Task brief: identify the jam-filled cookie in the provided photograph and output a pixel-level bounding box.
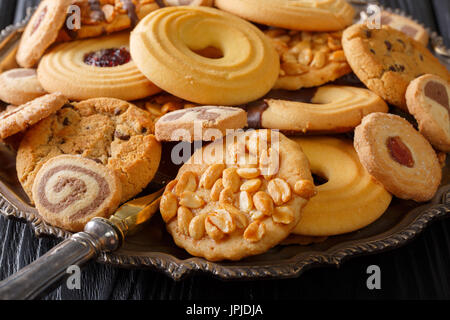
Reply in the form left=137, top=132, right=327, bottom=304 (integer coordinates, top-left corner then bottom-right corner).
left=155, top=106, right=247, bottom=142
left=265, top=28, right=352, bottom=90
left=240, top=85, right=388, bottom=134
left=160, top=129, right=315, bottom=261
left=17, top=98, right=161, bottom=204
left=215, top=0, right=355, bottom=32
left=37, top=32, right=161, bottom=101
left=406, top=74, right=450, bottom=152
left=32, top=155, right=122, bottom=232
left=292, top=137, right=392, bottom=236
left=16, top=0, right=72, bottom=68
left=342, top=24, right=450, bottom=109
left=130, top=6, right=280, bottom=105
left=0, top=93, right=68, bottom=140
left=0, top=69, right=47, bottom=106
left=354, top=113, right=442, bottom=202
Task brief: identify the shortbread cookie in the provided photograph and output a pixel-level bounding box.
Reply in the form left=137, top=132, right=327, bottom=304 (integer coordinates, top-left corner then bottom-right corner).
left=32, top=155, right=122, bottom=232
left=57, top=0, right=160, bottom=41
left=161, top=129, right=315, bottom=261
left=265, top=28, right=352, bottom=90
left=0, top=69, right=46, bottom=106
left=37, top=32, right=160, bottom=101
left=130, top=6, right=280, bottom=105
left=292, top=137, right=392, bottom=236
left=240, top=85, right=388, bottom=134
left=354, top=113, right=442, bottom=202
left=0, top=93, right=68, bottom=140
left=406, top=74, right=450, bottom=152
left=215, top=0, right=354, bottom=31
left=16, top=0, right=72, bottom=68
left=380, top=11, right=429, bottom=46
left=342, top=24, right=450, bottom=109
left=17, top=97, right=161, bottom=204
left=155, top=106, right=247, bottom=142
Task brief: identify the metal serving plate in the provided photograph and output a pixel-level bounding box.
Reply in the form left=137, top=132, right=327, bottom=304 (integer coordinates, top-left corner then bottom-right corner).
left=0, top=4, right=449, bottom=280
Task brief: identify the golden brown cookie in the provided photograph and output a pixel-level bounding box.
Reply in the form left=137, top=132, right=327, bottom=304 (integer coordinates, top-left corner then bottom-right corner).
left=16, top=0, right=72, bottom=68
left=241, top=85, right=388, bottom=134
left=155, top=106, right=248, bottom=142
left=342, top=24, right=450, bottom=110
left=17, top=97, right=161, bottom=204
left=292, top=137, right=392, bottom=236
left=406, top=74, right=450, bottom=152
left=0, top=69, right=47, bottom=106
left=37, top=32, right=160, bottom=101
left=380, top=11, right=429, bottom=46
left=160, top=130, right=315, bottom=261
left=32, top=155, right=122, bottom=232
left=215, top=0, right=355, bottom=31
left=354, top=112, right=442, bottom=202
left=0, top=93, right=68, bottom=140
left=265, top=28, right=352, bottom=90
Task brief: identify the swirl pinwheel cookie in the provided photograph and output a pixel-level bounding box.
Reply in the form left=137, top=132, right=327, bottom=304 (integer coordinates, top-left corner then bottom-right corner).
left=130, top=6, right=280, bottom=105
left=17, top=98, right=161, bottom=204
left=354, top=113, right=442, bottom=202
left=0, top=69, right=47, bottom=106
left=32, top=155, right=122, bottom=232
left=241, top=85, right=388, bottom=134
left=16, top=0, right=72, bottom=68
left=265, top=29, right=352, bottom=90
left=342, top=24, right=450, bottom=109
left=215, top=0, right=355, bottom=32
left=160, top=129, right=316, bottom=261
left=292, top=137, right=392, bottom=236
left=380, top=11, right=429, bottom=46
left=37, top=32, right=161, bottom=101
left=406, top=74, right=450, bottom=152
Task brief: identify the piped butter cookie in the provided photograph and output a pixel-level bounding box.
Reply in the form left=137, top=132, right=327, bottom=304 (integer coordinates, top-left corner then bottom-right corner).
left=342, top=24, right=450, bottom=109
left=17, top=97, right=161, bottom=204
left=37, top=32, right=161, bottom=101
left=265, top=28, right=352, bottom=90
left=292, top=137, right=392, bottom=236
left=32, top=155, right=122, bottom=232
left=16, top=0, right=72, bottom=68
left=215, top=0, right=355, bottom=32
left=161, top=130, right=315, bottom=261
left=406, top=74, right=450, bottom=152
left=354, top=113, right=442, bottom=202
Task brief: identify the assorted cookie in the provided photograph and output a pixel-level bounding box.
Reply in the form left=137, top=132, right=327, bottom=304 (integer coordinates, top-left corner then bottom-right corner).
left=0, top=2, right=448, bottom=261
left=0, top=68, right=47, bottom=106
left=354, top=113, right=442, bottom=202
left=161, top=130, right=315, bottom=261
left=32, top=155, right=122, bottom=232
left=37, top=32, right=161, bottom=101
left=342, top=24, right=450, bottom=109
left=406, top=74, right=450, bottom=152
left=155, top=106, right=247, bottom=142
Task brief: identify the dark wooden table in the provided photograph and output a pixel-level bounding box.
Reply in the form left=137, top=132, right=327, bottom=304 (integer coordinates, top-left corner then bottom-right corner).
left=1, top=0, right=450, bottom=300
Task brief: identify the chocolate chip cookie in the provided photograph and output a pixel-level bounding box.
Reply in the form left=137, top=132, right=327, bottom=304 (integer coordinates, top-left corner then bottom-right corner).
left=17, top=97, right=161, bottom=204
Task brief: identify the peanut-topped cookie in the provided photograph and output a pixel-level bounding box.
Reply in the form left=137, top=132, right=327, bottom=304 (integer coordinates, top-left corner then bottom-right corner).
left=265, top=29, right=352, bottom=90
left=342, top=24, right=450, bottom=109
left=160, top=129, right=315, bottom=261
left=17, top=98, right=161, bottom=204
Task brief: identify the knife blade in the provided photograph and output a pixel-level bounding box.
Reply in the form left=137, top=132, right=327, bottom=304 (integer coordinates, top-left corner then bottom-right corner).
left=0, top=188, right=164, bottom=300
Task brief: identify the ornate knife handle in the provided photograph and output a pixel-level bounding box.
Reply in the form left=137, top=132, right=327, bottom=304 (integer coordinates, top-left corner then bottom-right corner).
left=0, top=218, right=122, bottom=300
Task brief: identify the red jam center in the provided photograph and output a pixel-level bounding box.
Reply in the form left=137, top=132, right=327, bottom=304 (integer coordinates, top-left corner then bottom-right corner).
left=386, top=136, right=415, bottom=168
left=83, top=47, right=131, bottom=67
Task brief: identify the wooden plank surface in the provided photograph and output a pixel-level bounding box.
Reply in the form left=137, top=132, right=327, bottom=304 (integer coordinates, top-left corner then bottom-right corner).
left=0, top=0, right=449, bottom=300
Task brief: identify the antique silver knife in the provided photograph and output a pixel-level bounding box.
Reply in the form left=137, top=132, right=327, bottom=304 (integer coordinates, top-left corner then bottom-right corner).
left=0, top=188, right=164, bottom=300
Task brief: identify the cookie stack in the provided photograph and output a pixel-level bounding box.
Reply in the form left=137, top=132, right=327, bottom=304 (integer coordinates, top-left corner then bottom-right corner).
left=0, top=0, right=449, bottom=262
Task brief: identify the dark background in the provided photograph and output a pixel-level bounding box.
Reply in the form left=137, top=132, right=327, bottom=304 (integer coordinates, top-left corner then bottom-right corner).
left=0, top=0, right=449, bottom=300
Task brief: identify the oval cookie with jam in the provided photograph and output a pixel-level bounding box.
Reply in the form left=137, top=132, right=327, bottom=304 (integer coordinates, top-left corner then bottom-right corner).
left=354, top=113, right=442, bottom=202
left=161, top=129, right=315, bottom=261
